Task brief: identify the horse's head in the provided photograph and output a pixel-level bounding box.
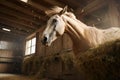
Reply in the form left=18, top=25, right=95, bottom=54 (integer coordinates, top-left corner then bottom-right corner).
left=41, top=6, right=67, bottom=46
left=41, top=6, right=76, bottom=46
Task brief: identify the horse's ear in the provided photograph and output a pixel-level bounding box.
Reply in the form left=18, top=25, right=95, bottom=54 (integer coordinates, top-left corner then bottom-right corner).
left=59, top=6, right=68, bottom=15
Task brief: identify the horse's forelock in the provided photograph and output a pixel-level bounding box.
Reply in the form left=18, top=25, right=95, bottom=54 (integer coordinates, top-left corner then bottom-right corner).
left=45, top=6, right=76, bottom=20
left=45, top=6, right=63, bottom=16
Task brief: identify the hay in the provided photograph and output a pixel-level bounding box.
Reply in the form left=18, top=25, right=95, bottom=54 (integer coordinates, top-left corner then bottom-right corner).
left=76, top=39, right=120, bottom=80
left=22, top=40, right=120, bottom=80
left=0, top=74, right=32, bottom=80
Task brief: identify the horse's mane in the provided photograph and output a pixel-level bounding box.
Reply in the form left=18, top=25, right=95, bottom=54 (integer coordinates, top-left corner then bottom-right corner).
left=45, top=6, right=76, bottom=19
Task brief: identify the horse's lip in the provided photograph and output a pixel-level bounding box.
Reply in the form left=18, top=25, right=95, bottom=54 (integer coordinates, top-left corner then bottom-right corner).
left=41, top=41, right=51, bottom=46
left=41, top=39, right=51, bottom=46
left=46, top=42, right=51, bottom=46
left=41, top=40, right=47, bottom=45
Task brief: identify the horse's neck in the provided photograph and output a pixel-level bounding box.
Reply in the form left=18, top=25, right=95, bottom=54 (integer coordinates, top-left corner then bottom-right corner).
left=62, top=15, right=87, bottom=38
left=63, top=15, right=91, bottom=55
left=62, top=15, right=104, bottom=55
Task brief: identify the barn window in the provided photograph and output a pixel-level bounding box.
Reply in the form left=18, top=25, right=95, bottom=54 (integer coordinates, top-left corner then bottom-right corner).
left=25, top=37, right=36, bottom=55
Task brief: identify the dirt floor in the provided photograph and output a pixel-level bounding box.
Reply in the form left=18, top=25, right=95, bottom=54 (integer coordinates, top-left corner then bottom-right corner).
left=0, top=73, right=33, bottom=80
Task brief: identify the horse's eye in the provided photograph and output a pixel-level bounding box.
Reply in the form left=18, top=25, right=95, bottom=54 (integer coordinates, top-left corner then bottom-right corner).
left=52, top=19, right=57, bottom=23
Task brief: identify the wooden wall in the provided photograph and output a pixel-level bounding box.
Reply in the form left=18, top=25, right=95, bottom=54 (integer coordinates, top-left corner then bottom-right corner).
left=0, top=32, right=24, bottom=73
left=82, top=0, right=120, bottom=29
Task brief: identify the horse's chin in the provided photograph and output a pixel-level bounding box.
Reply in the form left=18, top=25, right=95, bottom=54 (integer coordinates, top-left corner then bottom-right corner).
left=45, top=37, right=57, bottom=46
left=45, top=41, right=52, bottom=47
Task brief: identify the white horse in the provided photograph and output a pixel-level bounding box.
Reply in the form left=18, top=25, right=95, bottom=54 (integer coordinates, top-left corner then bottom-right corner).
left=41, top=6, right=120, bottom=56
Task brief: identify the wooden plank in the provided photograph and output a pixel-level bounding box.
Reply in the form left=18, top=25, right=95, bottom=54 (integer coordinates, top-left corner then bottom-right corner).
left=75, top=0, right=108, bottom=19
left=0, top=19, right=34, bottom=33
left=0, top=23, right=29, bottom=36
left=0, top=31, right=25, bottom=40
left=0, top=12, right=37, bottom=29
left=0, top=4, right=42, bottom=24
left=45, top=44, right=54, bottom=56
left=7, top=0, right=45, bottom=15
left=0, top=11, right=40, bottom=29
left=0, top=0, right=38, bottom=19
left=0, top=0, right=47, bottom=25
left=34, top=27, right=46, bottom=56
left=0, top=63, right=13, bottom=73
left=0, top=29, right=28, bottom=37
left=0, top=5, right=42, bottom=26
left=7, top=0, right=47, bottom=21
left=107, top=0, right=119, bottom=27
left=63, top=34, right=72, bottom=50
left=45, top=0, right=65, bottom=7
left=35, top=32, right=39, bottom=55
left=33, top=0, right=53, bottom=7
left=52, top=37, right=63, bottom=54
left=57, top=0, right=79, bottom=9
left=28, top=0, right=48, bottom=11
left=0, top=33, right=24, bottom=73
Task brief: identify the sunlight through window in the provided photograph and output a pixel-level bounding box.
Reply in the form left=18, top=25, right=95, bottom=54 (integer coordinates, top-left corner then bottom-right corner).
left=25, top=37, right=36, bottom=55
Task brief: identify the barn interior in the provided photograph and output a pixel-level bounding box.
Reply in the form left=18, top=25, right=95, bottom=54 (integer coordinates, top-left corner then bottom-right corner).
left=0, top=0, right=120, bottom=80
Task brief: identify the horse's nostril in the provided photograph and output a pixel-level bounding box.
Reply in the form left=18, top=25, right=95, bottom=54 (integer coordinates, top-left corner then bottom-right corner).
left=41, top=36, right=48, bottom=45
left=43, top=36, right=47, bottom=42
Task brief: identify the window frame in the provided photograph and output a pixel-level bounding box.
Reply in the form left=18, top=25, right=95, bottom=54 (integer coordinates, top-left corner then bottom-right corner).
left=25, top=37, right=36, bottom=56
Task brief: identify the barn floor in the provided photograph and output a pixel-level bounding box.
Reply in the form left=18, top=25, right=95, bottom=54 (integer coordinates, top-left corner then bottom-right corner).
left=0, top=73, right=32, bottom=80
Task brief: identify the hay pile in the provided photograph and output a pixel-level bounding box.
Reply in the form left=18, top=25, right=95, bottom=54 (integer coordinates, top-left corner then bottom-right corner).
left=76, top=39, right=120, bottom=80
left=22, top=40, right=120, bottom=80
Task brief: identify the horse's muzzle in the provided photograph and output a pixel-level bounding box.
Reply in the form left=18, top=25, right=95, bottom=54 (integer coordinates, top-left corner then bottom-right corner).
left=41, top=36, right=48, bottom=45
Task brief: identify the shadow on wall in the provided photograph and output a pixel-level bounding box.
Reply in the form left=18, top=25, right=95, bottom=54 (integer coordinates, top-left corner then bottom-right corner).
left=22, top=39, right=120, bottom=80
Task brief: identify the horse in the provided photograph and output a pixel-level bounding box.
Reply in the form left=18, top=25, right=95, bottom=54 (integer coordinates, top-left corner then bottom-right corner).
left=41, top=6, right=120, bottom=56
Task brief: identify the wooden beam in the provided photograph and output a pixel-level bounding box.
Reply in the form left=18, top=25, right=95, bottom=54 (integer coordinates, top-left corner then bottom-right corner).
left=0, top=5, right=42, bottom=26
left=0, top=29, right=28, bottom=39
left=8, top=0, right=45, bottom=15
left=7, top=0, right=47, bottom=20
left=0, top=4, right=43, bottom=24
left=0, top=0, right=47, bottom=24
left=0, top=29, right=27, bottom=37
left=57, top=0, right=80, bottom=9
left=0, top=0, right=42, bottom=19
left=44, top=0, right=65, bottom=7
left=0, top=18, right=34, bottom=33
left=0, top=0, right=34, bottom=17
left=75, top=0, right=108, bottom=19
left=28, top=0, right=48, bottom=11
left=0, top=0, right=47, bottom=22
left=33, top=0, right=53, bottom=7
left=0, top=12, right=38, bottom=29
left=0, top=23, right=31, bottom=35
left=0, top=11, right=40, bottom=29
left=0, top=27, right=28, bottom=36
